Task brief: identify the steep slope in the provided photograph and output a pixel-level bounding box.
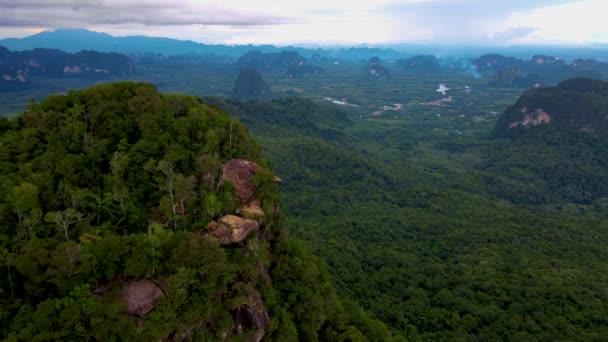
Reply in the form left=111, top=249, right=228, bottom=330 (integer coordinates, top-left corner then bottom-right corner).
left=474, top=54, right=608, bottom=86
left=366, top=57, right=390, bottom=77
left=0, top=82, right=391, bottom=341
left=485, top=78, right=608, bottom=203
left=208, top=96, right=608, bottom=340
left=233, top=69, right=272, bottom=97
left=0, top=46, right=133, bottom=90
left=496, top=78, right=608, bottom=139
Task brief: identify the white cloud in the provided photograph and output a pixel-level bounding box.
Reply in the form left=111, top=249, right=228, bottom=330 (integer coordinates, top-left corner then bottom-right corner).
left=506, top=0, right=608, bottom=44
left=0, top=0, right=605, bottom=45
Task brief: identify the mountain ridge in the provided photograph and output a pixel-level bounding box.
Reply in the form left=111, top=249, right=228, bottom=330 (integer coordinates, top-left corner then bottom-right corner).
left=0, top=81, right=394, bottom=341
left=0, top=29, right=403, bottom=60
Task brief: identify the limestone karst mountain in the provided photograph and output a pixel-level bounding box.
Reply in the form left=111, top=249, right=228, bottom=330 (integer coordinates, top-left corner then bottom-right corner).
left=233, top=69, right=271, bottom=97
left=0, top=82, right=391, bottom=341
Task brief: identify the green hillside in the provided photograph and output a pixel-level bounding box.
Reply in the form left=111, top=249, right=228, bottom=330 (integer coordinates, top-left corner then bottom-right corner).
left=209, top=92, right=608, bottom=340
left=488, top=78, right=608, bottom=203
left=0, top=82, right=392, bottom=341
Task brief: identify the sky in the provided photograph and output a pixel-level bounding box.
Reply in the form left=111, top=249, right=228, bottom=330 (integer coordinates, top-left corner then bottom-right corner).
left=0, top=0, right=605, bottom=46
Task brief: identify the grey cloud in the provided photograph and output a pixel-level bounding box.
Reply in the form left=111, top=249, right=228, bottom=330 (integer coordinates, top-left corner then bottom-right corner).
left=380, top=0, right=573, bottom=43
left=492, top=27, right=537, bottom=41
left=0, top=1, right=297, bottom=27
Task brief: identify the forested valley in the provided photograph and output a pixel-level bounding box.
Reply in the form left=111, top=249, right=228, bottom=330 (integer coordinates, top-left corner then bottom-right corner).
left=0, top=28, right=608, bottom=341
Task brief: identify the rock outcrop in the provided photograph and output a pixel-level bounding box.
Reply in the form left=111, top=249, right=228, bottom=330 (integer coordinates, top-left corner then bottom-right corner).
left=208, top=159, right=270, bottom=244
left=495, top=78, right=608, bottom=139
left=206, top=158, right=277, bottom=339
left=221, top=159, right=260, bottom=203
left=508, top=108, right=552, bottom=128
left=232, top=291, right=270, bottom=342
left=208, top=215, right=260, bottom=245
left=122, top=279, right=165, bottom=317
left=239, top=201, right=265, bottom=223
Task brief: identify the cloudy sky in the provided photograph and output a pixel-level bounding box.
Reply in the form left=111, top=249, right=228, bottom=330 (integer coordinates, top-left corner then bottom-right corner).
left=0, top=0, right=605, bottom=45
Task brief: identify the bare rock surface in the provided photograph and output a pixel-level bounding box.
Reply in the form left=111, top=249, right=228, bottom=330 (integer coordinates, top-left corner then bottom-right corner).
left=239, top=201, right=265, bottom=222
left=233, top=290, right=270, bottom=342
left=221, top=159, right=260, bottom=203
left=209, top=215, right=259, bottom=244
left=122, top=279, right=165, bottom=317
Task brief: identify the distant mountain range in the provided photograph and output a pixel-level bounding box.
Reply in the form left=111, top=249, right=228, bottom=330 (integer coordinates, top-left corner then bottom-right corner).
left=473, top=54, right=608, bottom=87
left=0, top=29, right=404, bottom=60
left=0, top=45, right=133, bottom=90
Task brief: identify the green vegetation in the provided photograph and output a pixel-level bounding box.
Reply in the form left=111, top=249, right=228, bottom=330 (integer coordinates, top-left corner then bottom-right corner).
left=209, top=93, right=608, bottom=340
left=233, top=69, right=272, bottom=97
left=488, top=78, right=608, bottom=203
left=1, top=52, right=608, bottom=341
left=0, top=82, right=391, bottom=341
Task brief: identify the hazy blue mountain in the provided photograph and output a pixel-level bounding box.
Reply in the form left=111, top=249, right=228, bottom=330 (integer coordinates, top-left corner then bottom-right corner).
left=366, top=56, right=390, bottom=76
left=0, top=29, right=404, bottom=60
left=0, top=45, right=133, bottom=90
left=385, top=43, right=608, bottom=60
left=233, top=69, right=271, bottom=97
left=236, top=50, right=307, bottom=69
left=398, top=55, right=441, bottom=72
left=496, top=78, right=608, bottom=139
left=0, top=29, right=254, bottom=57
left=486, top=78, right=608, bottom=204
left=474, top=53, right=608, bottom=86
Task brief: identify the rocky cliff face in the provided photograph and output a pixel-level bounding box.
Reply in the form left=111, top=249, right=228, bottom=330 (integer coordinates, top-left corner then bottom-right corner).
left=0, top=82, right=392, bottom=341
left=496, top=78, right=608, bottom=139
left=120, top=157, right=274, bottom=340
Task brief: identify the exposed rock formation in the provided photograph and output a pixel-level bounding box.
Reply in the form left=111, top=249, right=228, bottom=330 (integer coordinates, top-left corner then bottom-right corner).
left=508, top=108, right=552, bottom=128
left=208, top=215, right=260, bottom=245
left=221, top=159, right=260, bottom=203
left=207, top=220, right=231, bottom=245
left=239, top=201, right=265, bottom=223
left=495, top=78, right=608, bottom=139
left=122, top=279, right=165, bottom=317
left=232, top=291, right=270, bottom=342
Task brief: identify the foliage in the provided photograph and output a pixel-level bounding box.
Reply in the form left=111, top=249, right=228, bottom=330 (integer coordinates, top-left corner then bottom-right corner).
left=211, top=94, right=608, bottom=340
left=0, top=82, right=391, bottom=341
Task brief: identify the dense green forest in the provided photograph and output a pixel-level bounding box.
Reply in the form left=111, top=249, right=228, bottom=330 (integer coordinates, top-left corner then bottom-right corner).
left=1, top=45, right=608, bottom=340
left=0, top=82, right=393, bottom=341
left=208, top=91, right=608, bottom=340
